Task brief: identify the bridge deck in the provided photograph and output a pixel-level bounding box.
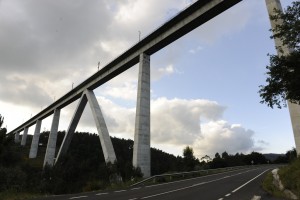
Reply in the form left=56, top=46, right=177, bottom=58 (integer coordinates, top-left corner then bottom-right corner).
left=8, top=0, right=242, bottom=134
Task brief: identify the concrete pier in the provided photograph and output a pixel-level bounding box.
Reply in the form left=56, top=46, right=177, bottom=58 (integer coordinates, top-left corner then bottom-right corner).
left=85, top=90, right=117, bottom=163
left=266, top=0, right=300, bottom=155
left=55, top=94, right=87, bottom=164
left=133, top=53, right=151, bottom=177
left=29, top=120, right=42, bottom=158
left=21, top=127, right=28, bottom=146
left=14, top=132, right=20, bottom=143
left=44, top=109, right=60, bottom=167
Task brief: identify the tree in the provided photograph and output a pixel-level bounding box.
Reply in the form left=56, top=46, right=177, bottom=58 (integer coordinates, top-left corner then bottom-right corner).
left=259, top=1, right=300, bottom=108
left=0, top=114, right=3, bottom=128
left=183, top=146, right=198, bottom=171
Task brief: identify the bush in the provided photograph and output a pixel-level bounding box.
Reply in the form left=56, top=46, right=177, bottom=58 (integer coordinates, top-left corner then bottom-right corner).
left=0, top=167, right=27, bottom=192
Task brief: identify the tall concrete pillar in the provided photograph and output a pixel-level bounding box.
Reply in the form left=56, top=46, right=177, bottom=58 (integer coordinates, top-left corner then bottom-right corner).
left=21, top=127, right=28, bottom=146
left=266, top=0, right=300, bottom=155
left=44, top=109, right=60, bottom=167
left=29, top=120, right=42, bottom=158
left=14, top=132, right=20, bottom=143
left=55, top=94, right=87, bottom=165
left=85, top=90, right=117, bottom=163
left=133, top=53, right=151, bottom=177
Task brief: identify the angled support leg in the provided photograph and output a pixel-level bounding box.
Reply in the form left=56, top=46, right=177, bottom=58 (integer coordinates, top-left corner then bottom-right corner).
left=21, top=127, right=29, bottom=146
left=288, top=102, right=300, bottom=156
left=55, top=94, right=88, bottom=165
left=266, top=0, right=300, bottom=156
left=44, top=109, right=60, bottom=167
left=29, top=120, right=42, bottom=158
left=85, top=90, right=117, bottom=163
left=133, top=53, right=151, bottom=177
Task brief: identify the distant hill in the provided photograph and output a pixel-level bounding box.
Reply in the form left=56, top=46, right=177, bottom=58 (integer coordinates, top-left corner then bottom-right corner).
left=263, top=153, right=285, bottom=161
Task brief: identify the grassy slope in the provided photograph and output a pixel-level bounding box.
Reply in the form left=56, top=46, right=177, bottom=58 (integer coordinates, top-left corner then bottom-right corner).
left=279, top=158, right=300, bottom=198
left=263, top=158, right=300, bottom=199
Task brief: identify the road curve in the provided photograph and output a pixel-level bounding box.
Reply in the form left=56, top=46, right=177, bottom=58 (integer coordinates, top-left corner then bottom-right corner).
left=36, top=166, right=283, bottom=200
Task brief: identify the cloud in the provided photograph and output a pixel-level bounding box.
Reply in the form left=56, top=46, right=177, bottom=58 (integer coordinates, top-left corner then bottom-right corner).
left=151, top=98, right=225, bottom=145
left=193, top=121, right=256, bottom=157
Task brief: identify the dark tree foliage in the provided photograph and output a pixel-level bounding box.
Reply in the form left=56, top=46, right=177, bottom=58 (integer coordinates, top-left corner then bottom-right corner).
left=0, top=115, right=3, bottom=128
left=209, top=151, right=268, bottom=169
left=259, top=1, right=300, bottom=108
left=182, top=146, right=199, bottom=171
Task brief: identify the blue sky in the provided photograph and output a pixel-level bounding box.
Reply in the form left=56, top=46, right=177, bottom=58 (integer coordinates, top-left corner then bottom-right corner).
left=0, top=0, right=296, bottom=158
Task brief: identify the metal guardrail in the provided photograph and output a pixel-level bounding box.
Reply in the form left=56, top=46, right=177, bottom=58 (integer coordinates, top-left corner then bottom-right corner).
left=131, top=165, right=259, bottom=187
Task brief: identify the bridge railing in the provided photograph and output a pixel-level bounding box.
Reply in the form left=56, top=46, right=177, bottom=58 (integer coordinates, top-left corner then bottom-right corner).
left=131, top=164, right=267, bottom=187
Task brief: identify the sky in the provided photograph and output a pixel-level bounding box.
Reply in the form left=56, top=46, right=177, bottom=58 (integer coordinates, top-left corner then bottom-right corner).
left=0, top=0, right=296, bottom=159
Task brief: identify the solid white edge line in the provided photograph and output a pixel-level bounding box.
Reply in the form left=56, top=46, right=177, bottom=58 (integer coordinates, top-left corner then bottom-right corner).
left=144, top=168, right=256, bottom=188
left=232, top=169, right=269, bottom=193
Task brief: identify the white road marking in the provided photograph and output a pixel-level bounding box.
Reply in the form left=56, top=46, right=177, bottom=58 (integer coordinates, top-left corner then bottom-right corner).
left=232, top=169, right=269, bottom=193
left=69, top=196, right=88, bottom=199
left=114, top=190, right=127, bottom=193
left=131, top=187, right=141, bottom=190
left=96, top=192, right=108, bottom=195
left=218, top=198, right=223, bottom=200
left=251, top=195, right=261, bottom=200
left=141, top=169, right=263, bottom=199
left=141, top=176, right=231, bottom=199
left=225, top=193, right=231, bottom=197
left=144, top=168, right=255, bottom=188
left=129, top=198, right=138, bottom=200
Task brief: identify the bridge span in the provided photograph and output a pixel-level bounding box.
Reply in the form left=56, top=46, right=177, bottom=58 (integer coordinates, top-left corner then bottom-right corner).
left=9, top=0, right=243, bottom=177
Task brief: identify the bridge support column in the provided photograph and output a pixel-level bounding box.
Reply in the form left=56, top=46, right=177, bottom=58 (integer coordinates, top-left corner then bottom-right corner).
left=44, top=109, right=60, bottom=167
left=133, top=53, right=151, bottom=177
left=15, top=132, right=20, bottom=143
left=85, top=90, right=117, bottom=163
left=266, top=0, right=300, bottom=156
left=55, top=94, right=87, bottom=164
left=29, top=120, right=42, bottom=158
left=21, top=127, right=28, bottom=146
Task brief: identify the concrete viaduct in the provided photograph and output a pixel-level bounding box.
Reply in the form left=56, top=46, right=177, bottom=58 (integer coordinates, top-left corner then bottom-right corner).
left=8, top=0, right=300, bottom=177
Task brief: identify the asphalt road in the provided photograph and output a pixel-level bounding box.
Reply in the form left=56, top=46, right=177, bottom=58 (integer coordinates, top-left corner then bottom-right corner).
left=37, top=166, right=284, bottom=200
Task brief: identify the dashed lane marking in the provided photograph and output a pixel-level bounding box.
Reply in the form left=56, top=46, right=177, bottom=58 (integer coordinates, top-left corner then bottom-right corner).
left=131, top=187, right=141, bottom=190
left=225, top=193, right=231, bottom=197
left=96, top=192, right=108, bottom=195
left=114, top=190, right=127, bottom=193
left=69, top=196, right=88, bottom=199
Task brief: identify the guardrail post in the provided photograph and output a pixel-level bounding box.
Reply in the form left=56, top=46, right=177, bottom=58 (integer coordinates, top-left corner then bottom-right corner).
left=44, top=109, right=60, bottom=167
left=133, top=53, right=151, bottom=178
left=29, top=120, right=42, bottom=158
left=21, top=127, right=29, bottom=146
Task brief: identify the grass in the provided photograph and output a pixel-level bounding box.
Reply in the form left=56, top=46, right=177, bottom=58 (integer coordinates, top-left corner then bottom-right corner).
left=262, top=158, right=300, bottom=199
left=279, top=158, right=300, bottom=198
left=0, top=191, right=42, bottom=200
left=262, top=171, right=286, bottom=198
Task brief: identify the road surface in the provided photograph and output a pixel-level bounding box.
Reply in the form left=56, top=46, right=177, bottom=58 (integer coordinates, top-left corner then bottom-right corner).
left=37, top=166, right=284, bottom=200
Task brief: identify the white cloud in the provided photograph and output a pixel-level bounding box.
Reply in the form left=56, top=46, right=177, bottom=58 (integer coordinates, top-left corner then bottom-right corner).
left=193, top=120, right=256, bottom=158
